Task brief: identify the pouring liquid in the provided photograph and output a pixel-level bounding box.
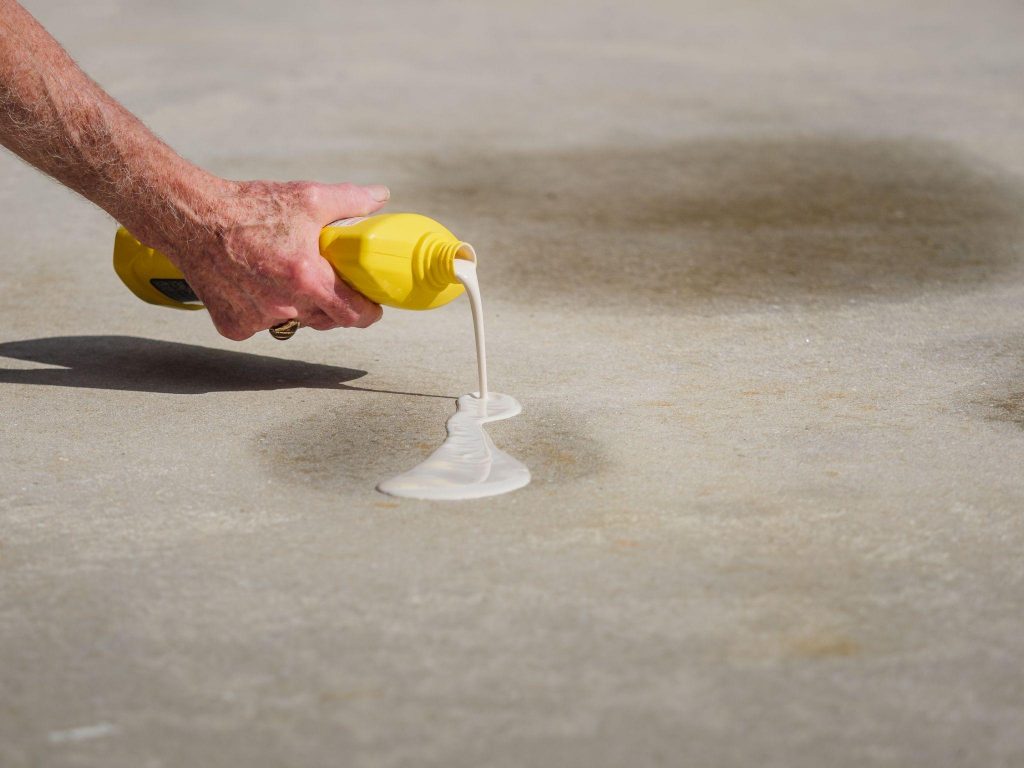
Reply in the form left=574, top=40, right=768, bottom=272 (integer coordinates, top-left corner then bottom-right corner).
left=454, top=259, right=489, bottom=400
left=376, top=258, right=530, bottom=500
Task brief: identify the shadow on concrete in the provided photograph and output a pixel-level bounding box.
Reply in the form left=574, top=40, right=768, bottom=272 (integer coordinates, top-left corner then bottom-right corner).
left=380, top=136, right=1024, bottom=310
left=0, top=335, right=381, bottom=395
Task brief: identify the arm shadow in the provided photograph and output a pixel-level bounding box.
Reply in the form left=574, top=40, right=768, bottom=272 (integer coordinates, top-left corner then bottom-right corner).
left=0, top=335, right=399, bottom=395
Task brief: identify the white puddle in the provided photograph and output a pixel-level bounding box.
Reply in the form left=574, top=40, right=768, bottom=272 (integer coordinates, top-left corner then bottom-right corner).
left=377, top=256, right=530, bottom=500
left=377, top=392, right=530, bottom=500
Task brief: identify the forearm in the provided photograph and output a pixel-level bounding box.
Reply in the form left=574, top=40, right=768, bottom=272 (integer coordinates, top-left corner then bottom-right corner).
left=0, top=0, right=228, bottom=253
left=0, top=0, right=389, bottom=340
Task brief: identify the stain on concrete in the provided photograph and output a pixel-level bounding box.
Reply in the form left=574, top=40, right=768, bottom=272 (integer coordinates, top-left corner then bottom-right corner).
left=232, top=136, right=1024, bottom=311
left=789, top=633, right=860, bottom=659
left=976, top=391, right=1024, bottom=429
left=410, top=137, right=1024, bottom=309
left=256, top=396, right=606, bottom=491
left=0, top=335, right=366, bottom=394
left=958, top=337, right=1024, bottom=429
left=255, top=395, right=451, bottom=491
left=723, top=628, right=865, bottom=664
left=496, top=402, right=607, bottom=485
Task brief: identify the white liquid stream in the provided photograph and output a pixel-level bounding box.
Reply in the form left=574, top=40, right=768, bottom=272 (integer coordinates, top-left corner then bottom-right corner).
left=377, top=259, right=531, bottom=500
left=456, top=258, right=489, bottom=401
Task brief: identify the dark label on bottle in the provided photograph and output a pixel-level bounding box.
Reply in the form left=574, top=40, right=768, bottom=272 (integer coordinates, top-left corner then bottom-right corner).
left=150, top=278, right=199, bottom=304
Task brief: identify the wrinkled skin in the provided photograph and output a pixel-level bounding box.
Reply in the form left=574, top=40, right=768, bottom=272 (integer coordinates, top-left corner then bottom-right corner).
left=169, top=180, right=390, bottom=341
left=0, top=0, right=390, bottom=341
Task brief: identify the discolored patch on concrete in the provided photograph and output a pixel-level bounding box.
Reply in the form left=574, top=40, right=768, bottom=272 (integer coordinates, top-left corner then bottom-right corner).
left=256, top=395, right=606, bottom=492
left=956, top=335, right=1024, bottom=430
left=255, top=394, right=453, bottom=491
left=288, top=136, right=1024, bottom=311
left=422, top=137, right=1024, bottom=307
left=494, top=401, right=608, bottom=485
left=724, top=628, right=864, bottom=664
left=974, top=390, right=1024, bottom=429
left=788, top=633, right=861, bottom=659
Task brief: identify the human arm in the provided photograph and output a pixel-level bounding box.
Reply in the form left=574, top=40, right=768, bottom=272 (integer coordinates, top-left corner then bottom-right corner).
left=0, top=0, right=388, bottom=339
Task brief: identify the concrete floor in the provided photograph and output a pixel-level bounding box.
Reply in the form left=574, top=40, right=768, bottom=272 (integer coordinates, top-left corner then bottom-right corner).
left=2, top=1, right=1023, bottom=765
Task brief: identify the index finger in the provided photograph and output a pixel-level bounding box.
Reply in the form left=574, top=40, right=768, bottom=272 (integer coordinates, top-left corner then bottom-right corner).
left=309, top=258, right=383, bottom=328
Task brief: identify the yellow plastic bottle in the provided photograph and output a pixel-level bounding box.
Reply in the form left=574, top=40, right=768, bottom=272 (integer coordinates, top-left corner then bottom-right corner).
left=112, top=213, right=476, bottom=312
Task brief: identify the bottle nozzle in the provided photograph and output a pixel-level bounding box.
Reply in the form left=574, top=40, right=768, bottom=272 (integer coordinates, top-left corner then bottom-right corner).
left=417, top=236, right=476, bottom=289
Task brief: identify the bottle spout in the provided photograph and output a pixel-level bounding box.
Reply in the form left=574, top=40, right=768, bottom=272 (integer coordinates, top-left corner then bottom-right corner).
left=417, top=235, right=476, bottom=288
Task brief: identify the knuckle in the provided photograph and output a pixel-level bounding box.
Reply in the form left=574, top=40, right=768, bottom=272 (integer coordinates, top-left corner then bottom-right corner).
left=215, top=321, right=248, bottom=341
left=208, top=311, right=231, bottom=335
left=209, top=308, right=254, bottom=341
left=286, top=260, right=319, bottom=294
left=290, top=264, right=317, bottom=290
left=295, top=181, right=321, bottom=209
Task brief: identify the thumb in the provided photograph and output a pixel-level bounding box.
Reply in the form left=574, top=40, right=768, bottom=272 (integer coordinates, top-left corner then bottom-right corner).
left=312, top=182, right=390, bottom=224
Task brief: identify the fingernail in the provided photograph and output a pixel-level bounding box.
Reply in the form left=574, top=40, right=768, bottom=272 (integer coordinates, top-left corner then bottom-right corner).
left=366, top=185, right=390, bottom=202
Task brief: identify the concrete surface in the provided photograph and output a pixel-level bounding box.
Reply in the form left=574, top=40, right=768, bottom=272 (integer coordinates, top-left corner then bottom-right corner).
left=2, top=1, right=1023, bottom=765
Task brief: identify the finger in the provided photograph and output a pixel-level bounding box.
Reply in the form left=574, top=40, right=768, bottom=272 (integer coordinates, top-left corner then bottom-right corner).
left=298, top=308, right=338, bottom=332
left=266, top=304, right=300, bottom=320
left=314, top=282, right=382, bottom=328
left=308, top=182, right=390, bottom=225
left=212, top=316, right=253, bottom=342
left=327, top=275, right=383, bottom=328
left=263, top=301, right=331, bottom=330
left=313, top=279, right=382, bottom=328
left=302, top=256, right=382, bottom=328
left=208, top=297, right=258, bottom=341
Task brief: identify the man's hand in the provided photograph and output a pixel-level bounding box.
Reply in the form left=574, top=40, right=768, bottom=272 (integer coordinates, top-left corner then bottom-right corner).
left=0, top=0, right=387, bottom=341
left=170, top=179, right=390, bottom=341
